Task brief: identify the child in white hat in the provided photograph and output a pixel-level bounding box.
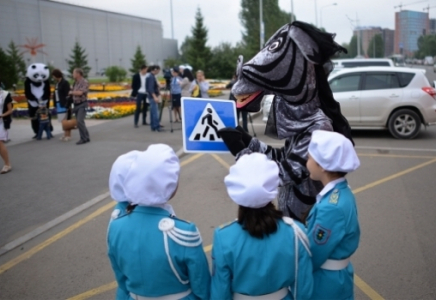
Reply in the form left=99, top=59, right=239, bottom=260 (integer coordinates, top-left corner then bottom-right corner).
left=211, top=153, right=313, bottom=300
left=306, top=130, right=360, bottom=300
left=107, top=144, right=210, bottom=299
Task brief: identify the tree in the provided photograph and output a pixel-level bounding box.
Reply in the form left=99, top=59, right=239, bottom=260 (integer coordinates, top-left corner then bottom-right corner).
left=367, top=34, right=384, bottom=58
left=179, top=36, right=194, bottom=64
left=67, top=41, right=91, bottom=78
left=105, top=66, right=127, bottom=82
left=129, top=45, right=147, bottom=74
left=348, top=35, right=363, bottom=58
left=6, top=41, right=26, bottom=82
left=164, top=57, right=183, bottom=68
left=208, top=42, right=239, bottom=79
left=415, top=35, right=436, bottom=58
left=185, top=8, right=211, bottom=72
left=0, top=47, right=15, bottom=89
left=239, top=0, right=295, bottom=60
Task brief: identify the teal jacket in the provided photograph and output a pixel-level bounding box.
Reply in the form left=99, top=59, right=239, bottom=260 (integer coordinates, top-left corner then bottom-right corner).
left=211, top=218, right=313, bottom=300
left=306, top=180, right=360, bottom=300
left=107, top=205, right=211, bottom=300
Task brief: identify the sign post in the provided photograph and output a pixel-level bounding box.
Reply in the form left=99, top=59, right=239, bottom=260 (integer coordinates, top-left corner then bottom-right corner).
left=181, top=98, right=237, bottom=153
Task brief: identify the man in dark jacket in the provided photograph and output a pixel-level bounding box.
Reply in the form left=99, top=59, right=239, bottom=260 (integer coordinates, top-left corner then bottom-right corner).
left=131, top=65, right=148, bottom=128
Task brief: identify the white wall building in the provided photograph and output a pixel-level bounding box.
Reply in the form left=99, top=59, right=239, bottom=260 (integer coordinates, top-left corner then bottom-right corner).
left=0, top=0, right=178, bottom=74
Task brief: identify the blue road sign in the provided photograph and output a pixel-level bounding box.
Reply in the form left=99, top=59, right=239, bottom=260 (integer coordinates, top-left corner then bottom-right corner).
left=181, top=97, right=237, bottom=153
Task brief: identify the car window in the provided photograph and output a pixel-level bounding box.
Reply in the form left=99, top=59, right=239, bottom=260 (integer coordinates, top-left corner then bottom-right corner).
left=342, top=61, right=391, bottom=67
left=397, top=72, right=415, bottom=87
left=329, top=74, right=361, bottom=93
left=364, top=73, right=400, bottom=90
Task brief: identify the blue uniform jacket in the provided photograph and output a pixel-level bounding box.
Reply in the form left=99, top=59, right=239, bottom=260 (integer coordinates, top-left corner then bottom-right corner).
left=306, top=180, right=360, bottom=300
left=211, top=218, right=313, bottom=300
left=107, top=205, right=211, bottom=300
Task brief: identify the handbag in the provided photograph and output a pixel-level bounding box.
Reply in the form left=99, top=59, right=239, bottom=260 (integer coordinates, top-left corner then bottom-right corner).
left=62, top=118, right=77, bottom=131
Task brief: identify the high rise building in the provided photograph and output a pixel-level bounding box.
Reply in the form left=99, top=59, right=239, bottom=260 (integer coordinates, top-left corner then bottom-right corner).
left=394, top=10, right=429, bottom=56
left=430, top=18, right=436, bottom=34
left=383, top=29, right=395, bottom=57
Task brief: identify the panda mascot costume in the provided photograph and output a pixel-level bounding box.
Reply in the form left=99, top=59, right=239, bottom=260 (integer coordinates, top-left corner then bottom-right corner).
left=25, top=63, right=51, bottom=138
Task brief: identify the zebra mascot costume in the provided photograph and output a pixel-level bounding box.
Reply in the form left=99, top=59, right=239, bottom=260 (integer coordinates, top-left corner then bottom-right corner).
left=219, top=21, right=353, bottom=222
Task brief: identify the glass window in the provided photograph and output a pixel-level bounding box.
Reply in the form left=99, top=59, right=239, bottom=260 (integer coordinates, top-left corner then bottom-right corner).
left=364, top=73, right=400, bottom=90
left=342, top=61, right=390, bottom=67
left=397, top=72, right=415, bottom=87
left=329, top=74, right=361, bottom=93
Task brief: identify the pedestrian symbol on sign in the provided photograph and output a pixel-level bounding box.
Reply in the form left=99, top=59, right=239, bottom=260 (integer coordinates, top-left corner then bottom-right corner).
left=189, top=103, right=226, bottom=142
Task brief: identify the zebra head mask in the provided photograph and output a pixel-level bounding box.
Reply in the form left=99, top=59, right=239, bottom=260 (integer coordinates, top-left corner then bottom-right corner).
left=232, top=21, right=350, bottom=140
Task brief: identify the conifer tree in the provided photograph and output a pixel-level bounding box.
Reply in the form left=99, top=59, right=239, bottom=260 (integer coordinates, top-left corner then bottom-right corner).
left=0, top=47, right=14, bottom=89
left=6, top=41, right=26, bottom=82
left=129, top=45, right=147, bottom=74
left=185, top=8, right=211, bottom=72
left=67, top=41, right=91, bottom=78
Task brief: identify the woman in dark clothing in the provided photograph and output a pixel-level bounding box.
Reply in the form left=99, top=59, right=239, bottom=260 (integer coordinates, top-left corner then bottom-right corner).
left=52, top=69, right=71, bottom=141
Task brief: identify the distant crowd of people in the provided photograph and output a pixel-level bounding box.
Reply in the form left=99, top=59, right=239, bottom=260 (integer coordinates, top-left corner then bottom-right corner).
left=131, top=64, right=210, bottom=130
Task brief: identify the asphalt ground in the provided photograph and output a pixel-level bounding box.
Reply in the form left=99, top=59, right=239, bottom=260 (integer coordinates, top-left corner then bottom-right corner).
left=1, top=93, right=436, bottom=299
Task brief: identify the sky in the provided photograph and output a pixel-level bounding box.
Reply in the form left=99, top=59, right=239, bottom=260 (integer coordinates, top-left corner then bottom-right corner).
left=55, top=0, right=436, bottom=48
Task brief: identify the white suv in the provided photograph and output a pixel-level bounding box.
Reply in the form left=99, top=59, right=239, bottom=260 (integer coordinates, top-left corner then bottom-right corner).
left=329, top=67, right=436, bottom=139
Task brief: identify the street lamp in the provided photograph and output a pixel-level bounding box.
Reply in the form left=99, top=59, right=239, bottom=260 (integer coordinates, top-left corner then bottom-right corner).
left=314, top=0, right=318, bottom=27
left=290, top=0, right=295, bottom=23
left=170, top=0, right=174, bottom=39
left=320, top=3, right=337, bottom=28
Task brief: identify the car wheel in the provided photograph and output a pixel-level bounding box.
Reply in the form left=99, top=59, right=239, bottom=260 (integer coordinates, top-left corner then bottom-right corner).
left=388, top=109, right=421, bottom=139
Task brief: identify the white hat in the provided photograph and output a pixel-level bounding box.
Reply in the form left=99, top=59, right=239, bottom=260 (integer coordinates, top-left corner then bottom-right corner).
left=109, top=150, right=141, bottom=202
left=224, top=153, right=279, bottom=208
left=123, top=144, right=180, bottom=206
left=308, top=130, right=360, bottom=173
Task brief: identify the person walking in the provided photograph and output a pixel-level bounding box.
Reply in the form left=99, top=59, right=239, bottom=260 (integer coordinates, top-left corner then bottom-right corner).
left=52, top=69, right=71, bottom=141
left=0, top=80, right=12, bottom=174
left=211, top=153, right=313, bottom=299
left=131, top=65, right=148, bottom=128
left=107, top=144, right=211, bottom=299
left=170, top=67, right=182, bottom=122
left=69, top=68, right=90, bottom=145
left=145, top=66, right=162, bottom=132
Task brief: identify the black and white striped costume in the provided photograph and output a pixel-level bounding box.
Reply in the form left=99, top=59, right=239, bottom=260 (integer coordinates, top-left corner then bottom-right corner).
left=227, top=21, right=353, bottom=222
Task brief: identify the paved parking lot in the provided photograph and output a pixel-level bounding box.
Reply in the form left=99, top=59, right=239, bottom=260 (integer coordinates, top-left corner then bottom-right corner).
left=0, top=105, right=435, bottom=299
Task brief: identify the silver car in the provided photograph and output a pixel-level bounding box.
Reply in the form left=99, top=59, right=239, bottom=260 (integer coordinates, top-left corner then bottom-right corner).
left=262, top=66, right=436, bottom=139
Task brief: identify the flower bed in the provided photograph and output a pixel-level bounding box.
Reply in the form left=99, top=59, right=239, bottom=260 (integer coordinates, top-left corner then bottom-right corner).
left=11, top=97, right=137, bottom=120
left=208, top=89, right=223, bottom=97
left=88, top=84, right=129, bottom=92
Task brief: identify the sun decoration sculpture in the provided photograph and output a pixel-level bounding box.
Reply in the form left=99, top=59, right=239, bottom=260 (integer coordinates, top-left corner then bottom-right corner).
left=20, top=37, right=47, bottom=57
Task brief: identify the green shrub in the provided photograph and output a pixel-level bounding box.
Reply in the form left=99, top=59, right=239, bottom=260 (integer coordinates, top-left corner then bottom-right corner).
left=105, top=66, right=127, bottom=82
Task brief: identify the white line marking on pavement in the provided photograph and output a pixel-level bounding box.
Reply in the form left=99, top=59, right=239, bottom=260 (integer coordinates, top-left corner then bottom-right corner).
left=0, top=191, right=110, bottom=257
left=265, top=143, right=436, bottom=153
left=355, top=146, right=436, bottom=152
left=0, top=147, right=187, bottom=257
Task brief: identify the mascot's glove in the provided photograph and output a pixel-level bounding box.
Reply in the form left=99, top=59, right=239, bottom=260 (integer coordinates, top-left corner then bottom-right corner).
left=218, top=126, right=253, bottom=156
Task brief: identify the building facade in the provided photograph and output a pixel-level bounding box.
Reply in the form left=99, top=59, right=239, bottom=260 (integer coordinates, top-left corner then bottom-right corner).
left=430, top=18, right=436, bottom=34
left=353, top=27, right=395, bottom=57
left=394, top=10, right=429, bottom=56
left=0, top=0, right=178, bottom=75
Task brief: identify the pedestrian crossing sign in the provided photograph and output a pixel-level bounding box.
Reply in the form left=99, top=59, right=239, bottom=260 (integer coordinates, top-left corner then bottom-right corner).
left=181, top=97, right=237, bottom=153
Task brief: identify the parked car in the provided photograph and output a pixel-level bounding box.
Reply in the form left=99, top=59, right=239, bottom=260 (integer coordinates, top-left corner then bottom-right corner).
left=329, top=67, right=436, bottom=139
left=261, top=95, right=274, bottom=122
left=262, top=66, right=436, bottom=139
left=332, top=58, right=395, bottom=69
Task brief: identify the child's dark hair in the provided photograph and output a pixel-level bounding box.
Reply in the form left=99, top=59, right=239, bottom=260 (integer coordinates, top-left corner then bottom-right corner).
left=238, top=202, right=283, bottom=239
